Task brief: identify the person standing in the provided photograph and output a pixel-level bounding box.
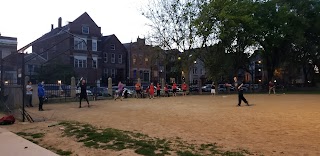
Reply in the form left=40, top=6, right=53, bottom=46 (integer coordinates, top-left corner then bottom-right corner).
left=233, top=77, right=249, bottom=106
left=172, top=82, right=177, bottom=97
left=149, top=83, right=155, bottom=99
left=156, top=83, right=161, bottom=98
left=182, top=82, right=187, bottom=96
left=26, top=81, right=33, bottom=107
left=135, top=82, right=142, bottom=98
left=211, top=82, right=216, bottom=96
left=164, top=84, right=169, bottom=97
left=79, top=79, right=90, bottom=108
left=37, top=81, right=45, bottom=111
left=269, top=80, right=276, bottom=95
left=115, top=81, right=124, bottom=101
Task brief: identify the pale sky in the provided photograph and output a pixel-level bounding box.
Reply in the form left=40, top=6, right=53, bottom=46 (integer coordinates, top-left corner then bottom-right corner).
left=0, top=0, right=150, bottom=49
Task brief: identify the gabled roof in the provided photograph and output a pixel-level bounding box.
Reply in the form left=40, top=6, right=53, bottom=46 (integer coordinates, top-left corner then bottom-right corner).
left=24, top=52, right=47, bottom=62
left=36, top=25, right=69, bottom=42
left=101, top=34, right=118, bottom=43
left=72, top=12, right=100, bottom=28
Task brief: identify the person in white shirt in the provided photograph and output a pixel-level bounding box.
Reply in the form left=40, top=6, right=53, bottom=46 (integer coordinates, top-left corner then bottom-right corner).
left=26, top=81, right=33, bottom=107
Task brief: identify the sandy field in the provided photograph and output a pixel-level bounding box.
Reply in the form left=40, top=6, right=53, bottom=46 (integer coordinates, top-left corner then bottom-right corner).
left=2, top=94, right=320, bottom=156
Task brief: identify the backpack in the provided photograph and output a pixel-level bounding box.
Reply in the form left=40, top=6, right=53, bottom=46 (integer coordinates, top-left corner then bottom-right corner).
left=0, top=115, right=15, bottom=125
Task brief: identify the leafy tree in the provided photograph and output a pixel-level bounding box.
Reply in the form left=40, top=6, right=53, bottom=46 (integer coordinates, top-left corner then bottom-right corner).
left=36, top=62, right=76, bottom=84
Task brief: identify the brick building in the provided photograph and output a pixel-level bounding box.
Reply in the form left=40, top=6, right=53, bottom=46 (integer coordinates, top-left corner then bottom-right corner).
left=32, top=12, right=127, bottom=85
left=124, top=38, right=164, bottom=85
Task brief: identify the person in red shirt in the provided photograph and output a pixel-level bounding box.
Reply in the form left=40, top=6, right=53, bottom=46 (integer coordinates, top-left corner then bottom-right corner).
left=156, top=83, right=161, bottom=97
left=172, top=82, right=177, bottom=97
left=149, top=83, right=155, bottom=99
left=182, top=82, right=188, bottom=96
left=164, top=84, right=169, bottom=97
left=135, top=82, right=142, bottom=98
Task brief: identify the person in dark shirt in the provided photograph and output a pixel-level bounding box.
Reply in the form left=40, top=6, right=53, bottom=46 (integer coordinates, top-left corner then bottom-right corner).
left=79, top=79, right=90, bottom=108
left=233, top=76, right=249, bottom=106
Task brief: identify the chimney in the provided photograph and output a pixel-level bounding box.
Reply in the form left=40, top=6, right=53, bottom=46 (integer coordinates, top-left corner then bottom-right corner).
left=51, top=24, right=54, bottom=30
left=58, top=17, right=62, bottom=28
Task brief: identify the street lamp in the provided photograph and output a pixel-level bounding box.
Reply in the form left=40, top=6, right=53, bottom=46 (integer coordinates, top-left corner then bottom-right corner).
left=258, top=60, right=261, bottom=64
left=58, top=80, right=62, bottom=85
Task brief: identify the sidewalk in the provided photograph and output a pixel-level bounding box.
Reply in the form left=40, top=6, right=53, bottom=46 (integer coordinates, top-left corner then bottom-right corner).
left=0, top=127, right=59, bottom=156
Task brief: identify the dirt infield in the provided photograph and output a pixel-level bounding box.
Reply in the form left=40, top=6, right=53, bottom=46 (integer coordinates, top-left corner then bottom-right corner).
left=2, top=94, right=320, bottom=156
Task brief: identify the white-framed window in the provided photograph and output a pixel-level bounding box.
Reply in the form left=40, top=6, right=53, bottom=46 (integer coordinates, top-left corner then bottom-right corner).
left=92, top=58, right=98, bottom=68
left=104, top=68, right=108, bottom=77
left=82, top=26, right=89, bottom=34
left=104, top=53, right=108, bottom=63
left=111, top=53, right=115, bottom=63
left=118, top=54, right=122, bottom=64
left=74, top=37, right=87, bottom=50
left=74, top=56, right=87, bottom=68
left=111, top=69, right=116, bottom=78
left=110, top=44, right=115, bottom=50
left=92, top=39, right=97, bottom=51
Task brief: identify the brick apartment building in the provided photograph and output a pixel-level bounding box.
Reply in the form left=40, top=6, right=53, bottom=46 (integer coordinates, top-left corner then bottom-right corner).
left=124, top=38, right=165, bottom=85
left=32, top=12, right=127, bottom=85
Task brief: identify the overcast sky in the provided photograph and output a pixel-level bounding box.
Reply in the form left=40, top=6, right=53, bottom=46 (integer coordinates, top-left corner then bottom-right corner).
left=0, top=0, right=150, bottom=49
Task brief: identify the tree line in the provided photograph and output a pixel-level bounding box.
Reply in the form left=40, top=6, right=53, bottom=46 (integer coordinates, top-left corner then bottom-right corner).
left=143, top=0, right=320, bottom=85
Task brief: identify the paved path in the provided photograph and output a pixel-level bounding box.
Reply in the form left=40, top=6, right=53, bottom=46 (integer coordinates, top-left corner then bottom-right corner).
left=0, top=127, right=58, bottom=156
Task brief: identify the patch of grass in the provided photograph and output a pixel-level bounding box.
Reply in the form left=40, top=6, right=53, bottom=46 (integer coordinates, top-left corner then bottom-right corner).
left=16, top=132, right=45, bottom=142
left=177, top=150, right=201, bottom=156
left=47, top=146, right=73, bottom=156
left=56, top=149, right=73, bottom=156
left=59, top=121, right=249, bottom=156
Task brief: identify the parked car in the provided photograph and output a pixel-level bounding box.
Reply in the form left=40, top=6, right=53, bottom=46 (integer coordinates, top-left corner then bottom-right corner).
left=90, top=87, right=111, bottom=97
left=76, top=88, right=93, bottom=97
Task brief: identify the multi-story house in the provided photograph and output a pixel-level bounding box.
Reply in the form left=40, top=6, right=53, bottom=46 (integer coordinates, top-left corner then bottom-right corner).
left=101, top=34, right=128, bottom=84
left=32, top=12, right=127, bottom=85
left=124, top=38, right=164, bottom=85
left=0, top=34, right=18, bottom=84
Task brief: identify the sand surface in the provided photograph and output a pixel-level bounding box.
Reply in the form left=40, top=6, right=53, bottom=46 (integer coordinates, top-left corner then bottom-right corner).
left=2, top=94, right=320, bottom=156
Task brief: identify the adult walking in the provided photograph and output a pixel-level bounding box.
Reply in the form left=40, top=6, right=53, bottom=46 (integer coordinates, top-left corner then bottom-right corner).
left=37, top=81, right=45, bottom=111
left=115, top=81, right=124, bottom=101
left=79, top=79, right=90, bottom=108
left=232, top=76, right=249, bottom=107
left=26, top=81, right=33, bottom=107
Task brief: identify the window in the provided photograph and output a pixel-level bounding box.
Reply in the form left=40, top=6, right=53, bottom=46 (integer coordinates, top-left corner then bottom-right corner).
left=74, top=37, right=87, bottom=50
left=110, top=44, right=115, bottom=50
left=193, top=68, right=198, bottom=74
left=118, top=55, right=122, bottom=64
left=133, top=70, right=137, bottom=79
left=145, top=57, right=148, bottom=65
left=144, top=71, right=150, bottom=82
left=104, top=53, right=108, bottom=63
left=92, top=58, right=97, bottom=68
left=27, top=65, right=35, bottom=73
left=133, top=58, right=136, bottom=65
left=111, top=53, right=115, bottom=63
left=74, top=56, right=87, bottom=68
left=111, top=69, right=116, bottom=78
left=104, top=68, right=108, bottom=77
left=82, top=26, right=89, bottom=34
left=92, top=39, right=97, bottom=51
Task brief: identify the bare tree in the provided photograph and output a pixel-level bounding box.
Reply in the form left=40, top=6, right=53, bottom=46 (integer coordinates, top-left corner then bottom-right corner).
left=142, top=0, right=205, bottom=84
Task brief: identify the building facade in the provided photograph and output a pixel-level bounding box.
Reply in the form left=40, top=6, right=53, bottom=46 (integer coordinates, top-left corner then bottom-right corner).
left=0, top=35, right=18, bottom=84
left=32, top=12, right=127, bottom=86
left=124, top=38, right=164, bottom=85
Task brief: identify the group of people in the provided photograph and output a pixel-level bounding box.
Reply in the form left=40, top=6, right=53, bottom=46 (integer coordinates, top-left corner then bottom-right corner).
left=25, top=81, right=45, bottom=111
left=26, top=79, right=90, bottom=111
left=132, top=81, right=189, bottom=99
left=26, top=76, right=278, bottom=110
